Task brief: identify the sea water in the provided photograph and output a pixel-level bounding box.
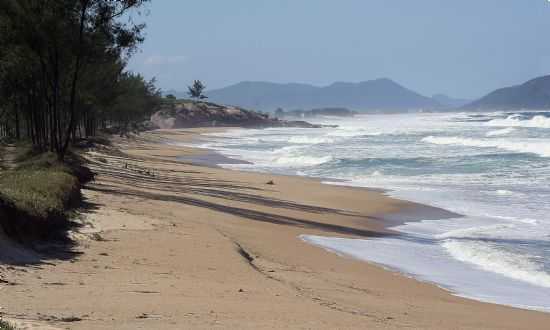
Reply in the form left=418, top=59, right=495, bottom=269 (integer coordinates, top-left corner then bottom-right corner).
left=191, top=111, right=550, bottom=311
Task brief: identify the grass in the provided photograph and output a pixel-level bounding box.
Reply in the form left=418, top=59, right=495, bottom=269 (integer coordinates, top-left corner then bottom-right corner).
left=0, top=147, right=93, bottom=242
left=0, top=152, right=80, bottom=218
left=0, top=319, right=17, bottom=330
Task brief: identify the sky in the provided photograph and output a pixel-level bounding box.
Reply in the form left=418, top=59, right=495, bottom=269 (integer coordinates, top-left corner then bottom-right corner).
left=126, top=0, right=550, bottom=99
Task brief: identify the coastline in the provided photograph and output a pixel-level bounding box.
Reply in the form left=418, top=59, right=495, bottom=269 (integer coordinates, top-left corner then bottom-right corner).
left=167, top=127, right=461, bottom=230
left=134, top=128, right=550, bottom=315
left=1, top=127, right=549, bottom=329
left=172, top=127, right=550, bottom=312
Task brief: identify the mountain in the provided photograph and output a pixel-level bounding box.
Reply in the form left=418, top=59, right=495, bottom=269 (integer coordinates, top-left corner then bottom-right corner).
left=464, top=75, right=550, bottom=110
left=432, top=94, right=471, bottom=108
left=197, top=79, right=440, bottom=112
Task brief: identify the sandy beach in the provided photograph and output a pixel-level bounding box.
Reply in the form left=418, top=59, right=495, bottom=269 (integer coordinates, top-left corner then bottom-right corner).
left=1, top=128, right=550, bottom=329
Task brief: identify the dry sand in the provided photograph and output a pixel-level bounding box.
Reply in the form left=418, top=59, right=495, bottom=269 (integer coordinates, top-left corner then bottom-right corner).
left=1, top=128, right=549, bottom=329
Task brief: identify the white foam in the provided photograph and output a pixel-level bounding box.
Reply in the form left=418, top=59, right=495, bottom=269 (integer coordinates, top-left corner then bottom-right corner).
left=192, top=114, right=550, bottom=311
left=327, top=130, right=382, bottom=137
left=442, top=240, right=550, bottom=288
left=422, top=135, right=550, bottom=157
left=486, top=215, right=538, bottom=225
left=301, top=235, right=550, bottom=312
left=495, top=189, right=513, bottom=196
left=487, top=115, right=550, bottom=129
left=486, top=127, right=516, bottom=137
left=273, top=155, right=333, bottom=167
left=434, top=223, right=518, bottom=240
left=288, top=136, right=334, bottom=144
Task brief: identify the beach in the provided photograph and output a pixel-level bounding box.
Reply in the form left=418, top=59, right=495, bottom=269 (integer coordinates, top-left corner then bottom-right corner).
left=1, top=127, right=550, bottom=329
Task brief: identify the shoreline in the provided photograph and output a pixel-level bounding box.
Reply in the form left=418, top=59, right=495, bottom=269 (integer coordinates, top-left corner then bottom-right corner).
left=172, top=129, right=462, bottom=230
left=1, top=127, right=550, bottom=329
left=176, top=127, right=550, bottom=313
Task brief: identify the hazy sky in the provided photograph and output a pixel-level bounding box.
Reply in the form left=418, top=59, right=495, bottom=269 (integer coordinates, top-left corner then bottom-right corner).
left=127, top=0, right=550, bottom=99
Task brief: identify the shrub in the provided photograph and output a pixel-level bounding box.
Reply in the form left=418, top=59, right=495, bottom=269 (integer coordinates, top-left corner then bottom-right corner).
left=0, top=167, right=80, bottom=218
left=0, top=150, right=92, bottom=242
left=0, top=319, right=17, bottom=330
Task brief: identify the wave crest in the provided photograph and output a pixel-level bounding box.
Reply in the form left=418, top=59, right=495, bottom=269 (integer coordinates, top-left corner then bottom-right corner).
left=288, top=136, right=334, bottom=144
left=442, top=240, right=550, bottom=288
left=274, top=155, right=333, bottom=167
left=422, top=135, right=550, bottom=157
left=486, top=127, right=516, bottom=137
left=487, top=115, right=550, bottom=129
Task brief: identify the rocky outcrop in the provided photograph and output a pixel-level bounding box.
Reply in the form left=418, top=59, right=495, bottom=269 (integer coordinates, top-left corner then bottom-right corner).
left=150, top=100, right=329, bottom=129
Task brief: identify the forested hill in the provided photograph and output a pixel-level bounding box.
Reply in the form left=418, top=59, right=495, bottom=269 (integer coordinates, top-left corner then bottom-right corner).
left=464, top=75, right=550, bottom=110
left=199, top=79, right=441, bottom=112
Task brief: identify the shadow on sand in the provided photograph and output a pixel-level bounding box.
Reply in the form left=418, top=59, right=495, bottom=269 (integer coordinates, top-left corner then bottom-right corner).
left=0, top=198, right=102, bottom=266
left=87, top=156, right=391, bottom=239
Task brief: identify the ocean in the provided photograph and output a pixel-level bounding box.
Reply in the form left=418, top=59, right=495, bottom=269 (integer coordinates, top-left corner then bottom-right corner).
left=189, top=111, right=550, bottom=312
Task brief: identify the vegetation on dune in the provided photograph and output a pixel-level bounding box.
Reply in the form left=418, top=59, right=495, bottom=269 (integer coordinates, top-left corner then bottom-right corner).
left=188, top=80, right=208, bottom=100
left=0, top=319, right=17, bottom=330
left=0, top=145, right=93, bottom=242
left=0, top=154, right=80, bottom=218
left=0, top=1, right=159, bottom=241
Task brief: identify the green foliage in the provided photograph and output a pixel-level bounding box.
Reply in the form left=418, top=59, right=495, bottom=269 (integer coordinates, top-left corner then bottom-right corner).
left=0, top=153, right=80, bottom=218
left=188, top=80, right=208, bottom=99
left=109, top=73, right=161, bottom=134
left=0, top=319, right=17, bottom=330
left=0, top=0, right=157, bottom=159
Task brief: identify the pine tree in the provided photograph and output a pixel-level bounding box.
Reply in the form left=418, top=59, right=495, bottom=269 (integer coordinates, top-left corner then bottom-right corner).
left=187, top=80, right=208, bottom=100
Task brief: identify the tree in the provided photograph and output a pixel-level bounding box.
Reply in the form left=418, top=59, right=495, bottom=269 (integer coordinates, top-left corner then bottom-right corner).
left=187, top=80, right=207, bottom=100
left=275, top=108, right=285, bottom=118
left=109, top=73, right=161, bottom=136
left=0, top=0, right=154, bottom=160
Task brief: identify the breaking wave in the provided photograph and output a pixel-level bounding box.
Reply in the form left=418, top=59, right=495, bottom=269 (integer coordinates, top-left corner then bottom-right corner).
left=273, top=155, right=333, bottom=167
left=422, top=135, right=550, bottom=157
left=288, top=136, right=335, bottom=144
left=486, top=127, right=516, bottom=137
left=442, top=240, right=550, bottom=288
left=487, top=115, right=550, bottom=129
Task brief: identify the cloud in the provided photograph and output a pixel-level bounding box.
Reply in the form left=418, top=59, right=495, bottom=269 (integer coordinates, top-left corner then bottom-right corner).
left=144, top=55, right=187, bottom=66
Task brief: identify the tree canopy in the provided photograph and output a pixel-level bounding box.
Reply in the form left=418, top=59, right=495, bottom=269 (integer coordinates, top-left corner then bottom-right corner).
left=188, top=80, right=207, bottom=100
left=0, top=0, right=160, bottom=159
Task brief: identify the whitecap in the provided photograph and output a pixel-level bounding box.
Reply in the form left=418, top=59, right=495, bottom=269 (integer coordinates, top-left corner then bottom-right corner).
left=327, top=130, right=382, bottom=137
left=422, top=135, right=550, bottom=157
left=487, top=115, right=550, bottom=129
left=442, top=240, right=550, bottom=288
left=435, top=224, right=517, bottom=240
left=495, top=189, right=513, bottom=196
left=273, top=155, right=333, bottom=167
left=288, top=136, right=334, bottom=144
left=486, top=127, right=516, bottom=137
